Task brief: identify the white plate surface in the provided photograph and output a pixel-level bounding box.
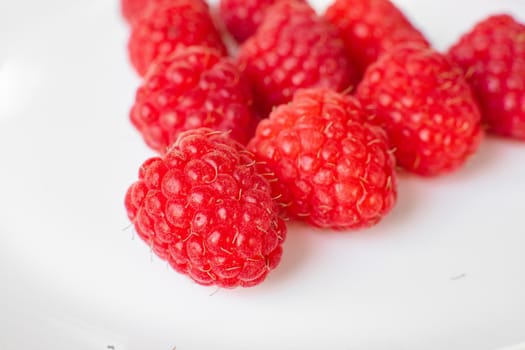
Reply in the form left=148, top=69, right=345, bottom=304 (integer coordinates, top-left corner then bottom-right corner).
left=1, top=1, right=525, bottom=349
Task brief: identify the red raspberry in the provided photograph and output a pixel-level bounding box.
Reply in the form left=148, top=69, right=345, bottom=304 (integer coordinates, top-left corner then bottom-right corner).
left=219, top=0, right=276, bottom=43
left=121, top=0, right=147, bottom=25
left=219, top=0, right=302, bottom=43
left=324, top=0, right=429, bottom=78
left=128, top=0, right=227, bottom=76
left=121, top=0, right=163, bottom=25
left=121, top=0, right=209, bottom=26
left=356, top=45, right=483, bottom=176
left=125, top=128, right=286, bottom=288
left=130, top=46, right=254, bottom=154
left=448, top=14, right=525, bottom=140
left=237, top=1, right=357, bottom=115
left=248, top=89, right=397, bottom=230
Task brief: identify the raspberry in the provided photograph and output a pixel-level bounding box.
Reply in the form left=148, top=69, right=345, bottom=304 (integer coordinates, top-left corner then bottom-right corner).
left=248, top=89, right=397, bottom=230
left=237, top=1, right=357, bottom=115
left=448, top=14, right=525, bottom=140
left=128, top=0, right=227, bottom=76
left=219, top=0, right=302, bottom=43
left=218, top=0, right=275, bottom=43
left=121, top=0, right=166, bottom=25
left=121, top=0, right=147, bottom=25
left=356, top=45, right=483, bottom=176
left=121, top=0, right=208, bottom=26
left=130, top=46, right=254, bottom=154
left=125, top=128, right=286, bottom=288
left=324, top=0, right=429, bottom=78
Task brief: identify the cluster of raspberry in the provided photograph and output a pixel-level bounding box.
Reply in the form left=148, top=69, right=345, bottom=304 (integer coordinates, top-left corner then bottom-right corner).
left=122, top=0, right=525, bottom=288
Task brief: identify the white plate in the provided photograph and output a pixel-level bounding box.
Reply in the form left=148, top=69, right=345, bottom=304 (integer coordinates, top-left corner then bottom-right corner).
left=1, top=1, right=525, bottom=349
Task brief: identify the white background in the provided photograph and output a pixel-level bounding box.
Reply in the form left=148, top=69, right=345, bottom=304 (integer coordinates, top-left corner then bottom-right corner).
left=1, top=1, right=524, bottom=349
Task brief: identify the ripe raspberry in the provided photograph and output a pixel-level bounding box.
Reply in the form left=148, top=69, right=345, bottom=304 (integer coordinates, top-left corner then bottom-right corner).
left=324, top=0, right=429, bottom=77
left=125, top=129, right=286, bottom=288
left=219, top=0, right=301, bottom=43
left=128, top=0, right=227, bottom=76
left=248, top=88, right=397, bottom=230
left=237, top=1, right=357, bottom=115
left=121, top=0, right=147, bottom=25
left=122, top=0, right=199, bottom=25
left=218, top=0, right=275, bottom=43
left=356, top=45, right=483, bottom=176
left=448, top=14, right=525, bottom=140
left=121, top=0, right=162, bottom=25
left=130, top=46, right=254, bottom=154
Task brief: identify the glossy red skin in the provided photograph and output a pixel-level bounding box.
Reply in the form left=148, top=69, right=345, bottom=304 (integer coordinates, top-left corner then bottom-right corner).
left=448, top=14, right=525, bottom=140
left=125, top=129, right=286, bottom=288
